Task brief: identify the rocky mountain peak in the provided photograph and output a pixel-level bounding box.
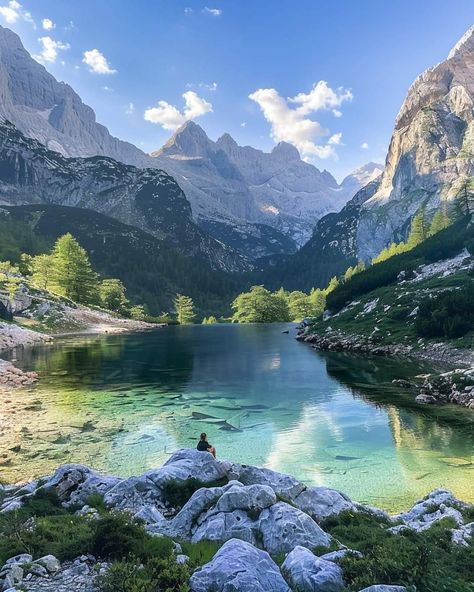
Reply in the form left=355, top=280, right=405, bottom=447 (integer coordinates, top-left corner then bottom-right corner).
left=216, top=132, right=238, bottom=151
left=152, top=120, right=211, bottom=158
left=448, top=25, right=474, bottom=60
left=271, top=141, right=300, bottom=161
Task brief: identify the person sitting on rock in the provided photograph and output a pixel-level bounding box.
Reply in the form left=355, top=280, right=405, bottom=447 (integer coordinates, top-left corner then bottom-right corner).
left=197, top=432, right=216, bottom=458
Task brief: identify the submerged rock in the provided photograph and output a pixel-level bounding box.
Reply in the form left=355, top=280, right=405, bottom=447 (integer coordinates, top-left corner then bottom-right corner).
left=190, top=538, right=290, bottom=592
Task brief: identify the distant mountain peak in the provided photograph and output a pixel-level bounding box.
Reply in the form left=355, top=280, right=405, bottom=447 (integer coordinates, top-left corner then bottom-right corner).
left=152, top=120, right=211, bottom=158
left=448, top=25, right=474, bottom=59
left=271, top=141, right=300, bottom=161
left=216, top=132, right=238, bottom=150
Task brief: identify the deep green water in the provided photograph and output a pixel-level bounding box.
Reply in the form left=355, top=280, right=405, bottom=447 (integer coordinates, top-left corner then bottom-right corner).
left=2, top=324, right=473, bottom=512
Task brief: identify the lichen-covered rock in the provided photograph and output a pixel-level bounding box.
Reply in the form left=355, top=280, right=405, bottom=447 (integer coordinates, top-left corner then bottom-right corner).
left=258, top=502, right=332, bottom=554
left=293, top=486, right=355, bottom=521
left=190, top=538, right=290, bottom=592
left=281, top=546, right=345, bottom=591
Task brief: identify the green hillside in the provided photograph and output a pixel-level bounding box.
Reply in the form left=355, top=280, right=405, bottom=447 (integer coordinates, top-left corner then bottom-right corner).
left=0, top=205, right=239, bottom=317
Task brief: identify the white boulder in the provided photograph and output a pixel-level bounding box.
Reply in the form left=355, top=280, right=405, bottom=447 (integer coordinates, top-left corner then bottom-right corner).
left=190, top=538, right=290, bottom=592
left=281, top=545, right=345, bottom=591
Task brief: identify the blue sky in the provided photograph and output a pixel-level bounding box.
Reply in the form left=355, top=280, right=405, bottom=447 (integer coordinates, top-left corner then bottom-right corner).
left=2, top=0, right=474, bottom=180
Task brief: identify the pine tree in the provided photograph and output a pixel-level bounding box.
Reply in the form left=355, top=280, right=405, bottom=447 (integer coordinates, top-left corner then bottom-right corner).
left=406, top=208, right=428, bottom=249
left=428, top=208, right=450, bottom=237
left=49, top=234, right=99, bottom=304
left=174, top=294, right=195, bottom=324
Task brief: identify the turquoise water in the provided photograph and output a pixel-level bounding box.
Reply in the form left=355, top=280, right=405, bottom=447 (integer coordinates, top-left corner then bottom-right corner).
left=2, top=323, right=473, bottom=512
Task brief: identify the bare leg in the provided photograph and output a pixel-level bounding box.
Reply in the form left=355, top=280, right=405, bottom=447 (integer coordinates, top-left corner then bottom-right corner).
left=209, top=446, right=216, bottom=458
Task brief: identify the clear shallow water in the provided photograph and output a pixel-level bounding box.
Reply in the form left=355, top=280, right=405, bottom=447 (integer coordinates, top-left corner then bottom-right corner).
left=1, top=323, right=473, bottom=512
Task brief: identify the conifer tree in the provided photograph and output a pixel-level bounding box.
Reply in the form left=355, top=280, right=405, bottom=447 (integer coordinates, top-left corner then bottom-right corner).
left=174, top=294, right=195, bottom=324
left=325, top=276, right=340, bottom=295
left=49, top=234, right=99, bottom=304
left=406, top=208, right=428, bottom=249
left=29, top=254, right=55, bottom=291
left=100, top=278, right=130, bottom=313
left=428, top=207, right=450, bottom=237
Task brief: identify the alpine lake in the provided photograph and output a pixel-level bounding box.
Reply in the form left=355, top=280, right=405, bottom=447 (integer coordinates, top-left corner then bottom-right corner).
left=1, top=323, right=473, bottom=513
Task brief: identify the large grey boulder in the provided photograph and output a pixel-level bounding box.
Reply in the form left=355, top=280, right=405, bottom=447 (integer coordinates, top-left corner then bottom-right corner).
left=215, top=482, right=276, bottom=512
left=168, top=485, right=227, bottom=537
left=282, top=546, right=345, bottom=592
left=190, top=538, right=290, bottom=592
left=191, top=509, right=258, bottom=545
left=259, top=502, right=332, bottom=554
left=293, top=486, right=355, bottom=521
left=230, top=464, right=306, bottom=500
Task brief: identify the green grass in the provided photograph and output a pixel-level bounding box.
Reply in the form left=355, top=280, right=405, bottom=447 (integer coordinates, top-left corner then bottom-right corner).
left=321, top=510, right=474, bottom=592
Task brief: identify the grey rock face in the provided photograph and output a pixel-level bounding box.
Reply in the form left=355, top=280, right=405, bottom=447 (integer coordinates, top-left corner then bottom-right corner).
left=190, top=538, right=290, bottom=592
left=258, top=502, right=332, bottom=554
left=0, top=25, right=146, bottom=166
left=358, top=26, right=474, bottom=260
left=281, top=545, right=345, bottom=592
left=0, top=119, right=247, bottom=272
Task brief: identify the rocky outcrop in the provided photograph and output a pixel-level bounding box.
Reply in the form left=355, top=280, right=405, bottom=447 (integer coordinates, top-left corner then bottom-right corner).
left=0, top=451, right=472, bottom=592
left=0, top=552, right=106, bottom=592
left=415, top=368, right=474, bottom=408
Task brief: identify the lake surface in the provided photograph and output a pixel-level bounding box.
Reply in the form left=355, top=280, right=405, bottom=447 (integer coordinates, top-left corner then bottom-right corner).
left=2, top=323, right=473, bottom=512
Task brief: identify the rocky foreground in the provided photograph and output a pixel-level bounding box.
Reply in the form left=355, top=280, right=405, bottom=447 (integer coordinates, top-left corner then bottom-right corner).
left=0, top=449, right=472, bottom=592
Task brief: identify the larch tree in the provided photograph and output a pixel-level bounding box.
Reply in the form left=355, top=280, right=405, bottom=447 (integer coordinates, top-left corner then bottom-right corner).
left=50, top=233, right=99, bottom=304
left=174, top=294, right=195, bottom=324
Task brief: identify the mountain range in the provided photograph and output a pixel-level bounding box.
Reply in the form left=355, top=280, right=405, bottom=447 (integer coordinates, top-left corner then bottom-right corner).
left=0, top=22, right=473, bottom=302
left=0, top=24, right=381, bottom=260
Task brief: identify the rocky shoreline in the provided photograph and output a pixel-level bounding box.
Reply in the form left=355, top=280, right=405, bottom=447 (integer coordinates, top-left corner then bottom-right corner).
left=297, top=327, right=474, bottom=408
left=0, top=449, right=472, bottom=592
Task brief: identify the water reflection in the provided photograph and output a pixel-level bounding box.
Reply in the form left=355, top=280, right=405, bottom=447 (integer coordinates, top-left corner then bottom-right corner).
left=1, top=324, right=472, bottom=511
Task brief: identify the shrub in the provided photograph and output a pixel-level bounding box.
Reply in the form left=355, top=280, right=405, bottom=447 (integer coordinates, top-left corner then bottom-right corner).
left=415, top=285, right=474, bottom=338
left=321, top=510, right=474, bottom=592
left=92, top=513, right=149, bottom=560
left=161, top=478, right=228, bottom=510
left=180, top=540, right=221, bottom=568
left=96, top=557, right=190, bottom=592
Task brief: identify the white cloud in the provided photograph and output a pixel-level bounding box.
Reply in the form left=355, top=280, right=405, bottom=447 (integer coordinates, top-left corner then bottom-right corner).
left=332, top=109, right=342, bottom=118
left=102, top=85, right=113, bottom=91
left=249, top=81, right=353, bottom=159
left=203, top=6, right=222, bottom=16
left=144, top=91, right=212, bottom=131
left=125, top=102, right=134, bottom=115
left=42, top=18, right=55, bottom=30
left=184, top=7, right=193, bottom=15
left=34, top=36, right=70, bottom=63
left=0, top=1, right=34, bottom=26
left=186, top=81, right=218, bottom=92
left=82, top=49, right=116, bottom=74
left=241, top=122, right=247, bottom=127
left=361, top=142, right=369, bottom=149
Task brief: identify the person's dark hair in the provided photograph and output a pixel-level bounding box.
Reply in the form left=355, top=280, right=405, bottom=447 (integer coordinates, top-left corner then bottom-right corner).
left=200, top=432, right=207, bottom=440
